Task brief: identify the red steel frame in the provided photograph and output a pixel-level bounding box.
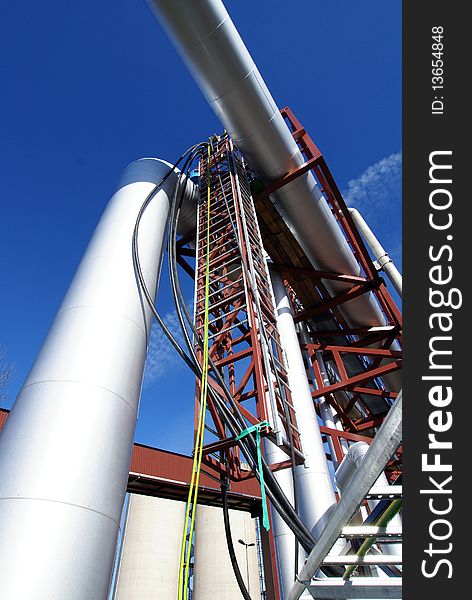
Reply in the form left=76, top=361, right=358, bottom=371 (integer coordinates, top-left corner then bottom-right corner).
left=255, top=107, right=403, bottom=456
left=176, top=111, right=403, bottom=596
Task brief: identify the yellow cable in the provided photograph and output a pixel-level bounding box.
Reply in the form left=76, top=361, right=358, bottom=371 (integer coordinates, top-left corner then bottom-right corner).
left=178, top=144, right=212, bottom=600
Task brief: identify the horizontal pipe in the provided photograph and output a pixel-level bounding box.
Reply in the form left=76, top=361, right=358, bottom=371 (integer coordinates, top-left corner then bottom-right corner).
left=147, top=0, right=391, bottom=331
left=349, top=208, right=402, bottom=297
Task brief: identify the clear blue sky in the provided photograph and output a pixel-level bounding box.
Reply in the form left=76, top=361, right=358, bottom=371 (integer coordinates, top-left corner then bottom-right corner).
left=0, top=1, right=401, bottom=454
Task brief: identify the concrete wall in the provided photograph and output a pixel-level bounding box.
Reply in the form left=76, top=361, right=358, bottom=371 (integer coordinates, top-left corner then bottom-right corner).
left=193, top=504, right=261, bottom=599
left=114, top=495, right=185, bottom=598
left=114, top=495, right=262, bottom=599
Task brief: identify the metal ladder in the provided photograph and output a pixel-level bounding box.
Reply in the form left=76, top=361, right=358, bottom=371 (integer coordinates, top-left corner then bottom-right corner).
left=194, top=135, right=303, bottom=472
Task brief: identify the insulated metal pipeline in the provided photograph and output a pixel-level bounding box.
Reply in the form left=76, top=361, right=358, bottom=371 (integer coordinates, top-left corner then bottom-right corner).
left=146, top=0, right=393, bottom=335
left=0, top=159, right=181, bottom=600
left=349, top=207, right=403, bottom=297
left=269, top=270, right=341, bottom=596
left=270, top=273, right=338, bottom=532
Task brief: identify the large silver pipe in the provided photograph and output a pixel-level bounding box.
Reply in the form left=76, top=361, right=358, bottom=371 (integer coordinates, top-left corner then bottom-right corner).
left=349, top=207, right=403, bottom=297
left=147, top=0, right=388, bottom=331
left=263, top=438, right=297, bottom=597
left=0, top=159, right=180, bottom=599
left=271, top=272, right=337, bottom=532
left=269, top=271, right=344, bottom=596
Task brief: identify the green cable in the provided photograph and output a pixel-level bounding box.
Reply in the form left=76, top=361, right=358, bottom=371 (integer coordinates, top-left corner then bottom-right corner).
left=178, top=144, right=212, bottom=600
left=343, top=498, right=402, bottom=580
left=235, top=421, right=271, bottom=532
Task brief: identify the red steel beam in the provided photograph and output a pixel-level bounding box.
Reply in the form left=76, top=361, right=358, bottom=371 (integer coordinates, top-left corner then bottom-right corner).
left=293, top=279, right=381, bottom=323
left=311, top=360, right=402, bottom=399
left=305, top=343, right=402, bottom=359
left=270, top=263, right=369, bottom=286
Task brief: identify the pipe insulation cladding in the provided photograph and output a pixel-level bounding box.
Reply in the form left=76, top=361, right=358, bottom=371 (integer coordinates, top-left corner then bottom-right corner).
left=268, top=269, right=344, bottom=596
left=146, top=0, right=392, bottom=334
left=0, top=159, right=187, bottom=600
left=270, top=270, right=337, bottom=539
left=349, top=207, right=403, bottom=297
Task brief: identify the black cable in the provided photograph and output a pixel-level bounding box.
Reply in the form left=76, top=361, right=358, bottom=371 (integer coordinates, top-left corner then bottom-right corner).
left=220, top=471, right=253, bottom=600
left=131, top=143, right=206, bottom=376
left=130, top=143, right=339, bottom=575
left=226, top=144, right=301, bottom=580
left=166, top=149, right=253, bottom=599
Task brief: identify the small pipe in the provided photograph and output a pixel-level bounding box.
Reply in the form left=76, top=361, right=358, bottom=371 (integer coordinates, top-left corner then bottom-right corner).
left=269, top=269, right=341, bottom=595
left=349, top=207, right=402, bottom=297
left=315, top=351, right=348, bottom=466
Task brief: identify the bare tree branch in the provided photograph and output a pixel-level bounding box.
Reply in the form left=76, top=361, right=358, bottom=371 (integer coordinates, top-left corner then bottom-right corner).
left=0, top=346, right=15, bottom=402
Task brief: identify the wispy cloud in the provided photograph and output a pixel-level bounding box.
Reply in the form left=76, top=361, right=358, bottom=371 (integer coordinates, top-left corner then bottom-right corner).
left=343, top=152, right=402, bottom=217
left=143, top=308, right=190, bottom=386
left=342, top=152, right=402, bottom=267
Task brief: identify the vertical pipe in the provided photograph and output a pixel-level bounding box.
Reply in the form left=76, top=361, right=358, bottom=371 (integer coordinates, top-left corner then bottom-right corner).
left=318, top=399, right=342, bottom=470
left=349, top=207, right=403, bottom=297
left=270, top=270, right=337, bottom=533
left=298, top=323, right=344, bottom=456
left=109, top=493, right=131, bottom=600
left=269, top=270, right=339, bottom=595
left=263, top=439, right=297, bottom=596
left=316, top=351, right=349, bottom=462
left=0, top=159, right=178, bottom=600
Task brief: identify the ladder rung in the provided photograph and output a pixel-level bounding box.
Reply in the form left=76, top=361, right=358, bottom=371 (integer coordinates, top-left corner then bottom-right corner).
left=206, top=260, right=241, bottom=279
left=203, top=218, right=236, bottom=238
left=198, top=227, right=234, bottom=249
left=322, top=555, right=402, bottom=565
left=305, top=578, right=402, bottom=599
left=195, top=307, right=242, bottom=330
left=207, top=280, right=245, bottom=299
left=197, top=265, right=241, bottom=284
left=207, top=248, right=240, bottom=270
left=195, top=290, right=245, bottom=316
left=205, top=320, right=249, bottom=340
left=277, top=414, right=300, bottom=435
left=341, top=526, right=402, bottom=539
left=366, top=485, right=402, bottom=500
